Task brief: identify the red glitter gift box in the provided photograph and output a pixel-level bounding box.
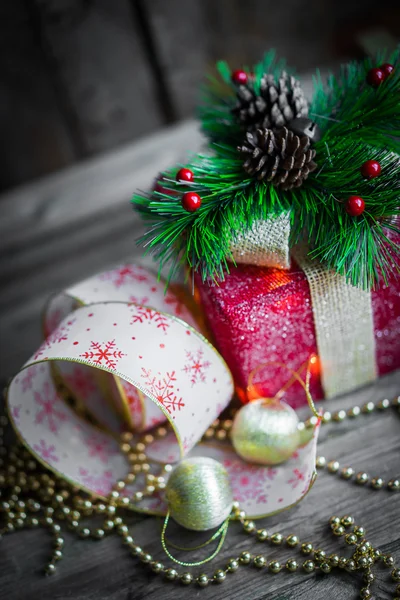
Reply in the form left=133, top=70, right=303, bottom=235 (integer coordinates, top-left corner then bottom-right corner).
left=195, top=261, right=400, bottom=409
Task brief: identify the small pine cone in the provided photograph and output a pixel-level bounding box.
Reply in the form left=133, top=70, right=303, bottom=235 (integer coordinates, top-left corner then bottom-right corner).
left=232, top=71, right=308, bottom=131
left=238, top=126, right=317, bottom=190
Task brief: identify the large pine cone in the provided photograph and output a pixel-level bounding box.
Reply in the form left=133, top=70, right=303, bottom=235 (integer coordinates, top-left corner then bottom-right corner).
left=238, top=127, right=317, bottom=190
left=232, top=71, right=308, bottom=131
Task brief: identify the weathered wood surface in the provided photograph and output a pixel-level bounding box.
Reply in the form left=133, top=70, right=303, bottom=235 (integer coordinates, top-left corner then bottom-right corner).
left=0, top=2, right=77, bottom=189
left=0, top=120, right=399, bottom=600
left=33, top=0, right=164, bottom=154
left=4, top=0, right=396, bottom=191
left=0, top=0, right=166, bottom=191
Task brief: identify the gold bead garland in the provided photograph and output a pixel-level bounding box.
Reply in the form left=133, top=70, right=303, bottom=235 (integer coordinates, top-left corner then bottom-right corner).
left=0, top=392, right=399, bottom=597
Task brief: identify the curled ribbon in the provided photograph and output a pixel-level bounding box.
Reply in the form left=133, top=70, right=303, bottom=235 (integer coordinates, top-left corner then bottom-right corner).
left=6, top=263, right=320, bottom=519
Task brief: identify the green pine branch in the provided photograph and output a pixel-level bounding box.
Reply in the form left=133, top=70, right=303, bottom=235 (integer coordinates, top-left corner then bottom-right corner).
left=310, top=47, right=400, bottom=150
left=133, top=48, right=400, bottom=289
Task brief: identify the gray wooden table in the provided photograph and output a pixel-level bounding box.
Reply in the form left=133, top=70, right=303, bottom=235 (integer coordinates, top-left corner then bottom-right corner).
left=0, top=121, right=399, bottom=600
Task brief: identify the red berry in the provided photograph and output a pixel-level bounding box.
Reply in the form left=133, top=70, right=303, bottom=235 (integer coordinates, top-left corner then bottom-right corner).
left=231, top=69, right=248, bottom=85
left=176, top=168, right=194, bottom=183
left=360, top=159, right=381, bottom=179
left=380, top=63, right=395, bottom=78
left=345, top=195, right=365, bottom=217
left=181, top=192, right=201, bottom=212
left=366, top=67, right=385, bottom=87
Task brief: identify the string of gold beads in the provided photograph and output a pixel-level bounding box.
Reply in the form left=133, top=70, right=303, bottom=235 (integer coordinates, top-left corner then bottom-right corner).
left=304, top=394, right=400, bottom=428
left=316, top=457, right=400, bottom=491
left=236, top=511, right=400, bottom=598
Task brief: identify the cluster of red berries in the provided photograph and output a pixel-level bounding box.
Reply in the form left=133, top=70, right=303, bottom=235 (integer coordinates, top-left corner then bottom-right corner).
left=366, top=63, right=395, bottom=87
left=175, top=160, right=383, bottom=216
left=175, top=58, right=390, bottom=216
left=175, top=168, right=202, bottom=212
left=345, top=160, right=382, bottom=217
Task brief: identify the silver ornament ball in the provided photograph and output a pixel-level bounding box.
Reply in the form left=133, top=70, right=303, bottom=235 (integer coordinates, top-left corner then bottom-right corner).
left=165, top=457, right=233, bottom=531
left=288, top=117, right=321, bottom=142
left=231, top=398, right=301, bottom=466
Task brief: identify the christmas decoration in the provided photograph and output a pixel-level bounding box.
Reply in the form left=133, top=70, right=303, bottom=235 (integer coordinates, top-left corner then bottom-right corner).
left=176, top=167, right=194, bottom=182
left=195, top=252, right=400, bottom=406
left=360, top=159, right=381, bottom=179
left=380, top=62, right=395, bottom=78
left=2, top=260, right=399, bottom=592
left=0, top=398, right=400, bottom=598
left=231, top=69, right=248, bottom=85
left=1, top=394, right=399, bottom=589
left=181, top=191, right=202, bottom=212
left=133, top=48, right=400, bottom=289
left=345, top=195, right=366, bottom=217
left=7, top=262, right=320, bottom=520
left=238, top=126, right=317, bottom=189
left=366, top=67, right=385, bottom=87
left=231, top=398, right=301, bottom=465
left=165, top=457, right=233, bottom=530
left=232, top=71, right=308, bottom=131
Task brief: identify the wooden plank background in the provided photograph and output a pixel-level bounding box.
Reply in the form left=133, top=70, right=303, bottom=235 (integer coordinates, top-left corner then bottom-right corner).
left=1, top=0, right=399, bottom=191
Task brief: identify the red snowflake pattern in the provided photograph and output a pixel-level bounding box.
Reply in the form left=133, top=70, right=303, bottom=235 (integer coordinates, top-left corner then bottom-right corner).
left=80, top=339, right=126, bottom=370
left=21, top=366, right=38, bottom=393
left=34, top=320, right=75, bottom=360
left=130, top=306, right=169, bottom=332
left=288, top=467, right=307, bottom=489
left=85, top=434, right=116, bottom=464
left=182, top=348, right=211, bottom=386
left=141, top=368, right=185, bottom=415
left=99, top=265, right=148, bottom=288
left=34, top=382, right=67, bottom=433
left=33, top=439, right=59, bottom=463
left=64, top=366, right=97, bottom=397
left=223, top=459, right=277, bottom=504
left=78, top=467, right=114, bottom=496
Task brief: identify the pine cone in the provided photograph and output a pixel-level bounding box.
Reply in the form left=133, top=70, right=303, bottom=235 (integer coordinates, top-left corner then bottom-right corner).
left=232, top=71, right=308, bottom=131
left=238, top=127, right=317, bottom=190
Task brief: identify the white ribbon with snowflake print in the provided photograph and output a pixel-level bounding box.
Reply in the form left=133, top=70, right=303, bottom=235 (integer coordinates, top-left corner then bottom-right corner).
left=6, top=263, right=320, bottom=519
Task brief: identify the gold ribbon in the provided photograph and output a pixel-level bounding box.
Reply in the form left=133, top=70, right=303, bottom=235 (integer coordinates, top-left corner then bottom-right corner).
left=293, top=246, right=377, bottom=398
left=229, top=212, right=291, bottom=269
